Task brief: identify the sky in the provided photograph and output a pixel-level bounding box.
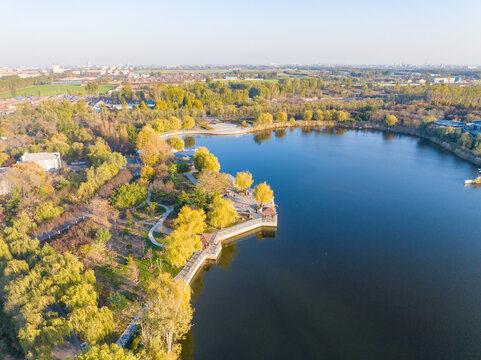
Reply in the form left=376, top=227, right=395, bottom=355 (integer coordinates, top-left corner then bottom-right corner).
left=1, top=0, right=481, bottom=67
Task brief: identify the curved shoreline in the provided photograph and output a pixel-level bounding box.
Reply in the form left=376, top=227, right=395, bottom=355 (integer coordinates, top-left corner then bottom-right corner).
left=118, top=123, right=477, bottom=349
left=161, top=121, right=481, bottom=167
left=249, top=121, right=481, bottom=167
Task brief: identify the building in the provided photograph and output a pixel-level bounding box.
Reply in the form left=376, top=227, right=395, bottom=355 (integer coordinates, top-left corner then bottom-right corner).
left=52, top=64, right=62, bottom=74
left=433, top=120, right=467, bottom=129
left=19, top=151, right=62, bottom=171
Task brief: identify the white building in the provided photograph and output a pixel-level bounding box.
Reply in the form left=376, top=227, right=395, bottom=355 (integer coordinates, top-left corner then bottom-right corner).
left=19, top=151, right=62, bottom=171
left=52, top=64, right=63, bottom=74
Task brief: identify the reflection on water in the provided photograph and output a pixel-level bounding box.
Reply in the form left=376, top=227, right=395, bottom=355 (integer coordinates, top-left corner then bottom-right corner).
left=382, top=132, right=395, bottom=141
left=253, top=131, right=272, bottom=144
left=183, top=128, right=481, bottom=360
left=274, top=129, right=286, bottom=138
left=181, top=230, right=273, bottom=360
left=184, top=136, right=196, bottom=148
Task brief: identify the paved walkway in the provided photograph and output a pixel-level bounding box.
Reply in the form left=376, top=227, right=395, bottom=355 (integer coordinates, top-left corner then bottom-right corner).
left=146, top=187, right=173, bottom=247
left=158, top=123, right=251, bottom=140
left=185, top=171, right=198, bottom=185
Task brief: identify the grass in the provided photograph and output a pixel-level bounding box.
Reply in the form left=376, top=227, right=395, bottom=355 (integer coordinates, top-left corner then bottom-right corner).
left=0, top=84, right=114, bottom=98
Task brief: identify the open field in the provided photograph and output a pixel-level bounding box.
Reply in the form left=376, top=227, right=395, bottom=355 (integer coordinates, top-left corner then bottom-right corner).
left=0, top=84, right=114, bottom=98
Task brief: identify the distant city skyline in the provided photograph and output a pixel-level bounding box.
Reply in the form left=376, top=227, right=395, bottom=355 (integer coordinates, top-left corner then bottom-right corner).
left=2, top=0, right=481, bottom=67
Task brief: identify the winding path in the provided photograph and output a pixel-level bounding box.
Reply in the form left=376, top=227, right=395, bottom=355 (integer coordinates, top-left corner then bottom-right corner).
left=146, top=187, right=173, bottom=247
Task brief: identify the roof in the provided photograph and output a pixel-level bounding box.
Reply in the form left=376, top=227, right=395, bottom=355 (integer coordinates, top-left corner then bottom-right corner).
left=199, top=233, right=212, bottom=247
left=21, top=152, right=60, bottom=162
left=262, top=207, right=277, bottom=216
left=433, top=120, right=466, bottom=127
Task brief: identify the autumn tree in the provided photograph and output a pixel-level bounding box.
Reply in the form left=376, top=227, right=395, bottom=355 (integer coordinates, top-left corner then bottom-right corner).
left=141, top=274, right=193, bottom=358
left=174, top=206, right=206, bottom=235
left=254, top=112, right=273, bottom=127
left=208, top=197, right=237, bottom=228
left=163, top=206, right=205, bottom=267
left=167, top=137, right=184, bottom=151
left=182, top=116, right=195, bottom=129
left=385, top=114, right=398, bottom=127
left=163, top=227, right=202, bottom=267
left=303, top=110, right=313, bottom=121
left=275, top=111, right=288, bottom=123
left=254, top=182, right=274, bottom=207
left=197, top=170, right=230, bottom=195
left=193, top=147, right=220, bottom=172
left=75, top=344, right=138, bottom=360
left=234, top=171, right=253, bottom=192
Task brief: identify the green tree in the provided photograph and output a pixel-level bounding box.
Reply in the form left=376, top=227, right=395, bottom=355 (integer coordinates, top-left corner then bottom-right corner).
left=95, top=228, right=111, bottom=244
left=110, top=183, right=147, bottom=209
left=34, top=201, right=64, bottom=223
left=235, top=171, right=253, bottom=192
left=208, top=197, right=237, bottom=228
left=385, top=114, right=398, bottom=127
left=254, top=182, right=274, bottom=207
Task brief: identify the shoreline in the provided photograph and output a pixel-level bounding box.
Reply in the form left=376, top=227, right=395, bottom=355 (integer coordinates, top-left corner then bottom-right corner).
left=158, top=121, right=481, bottom=167
left=248, top=121, right=481, bottom=167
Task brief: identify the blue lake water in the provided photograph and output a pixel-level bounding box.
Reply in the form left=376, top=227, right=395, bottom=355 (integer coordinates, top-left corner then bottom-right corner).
left=181, top=128, right=481, bottom=360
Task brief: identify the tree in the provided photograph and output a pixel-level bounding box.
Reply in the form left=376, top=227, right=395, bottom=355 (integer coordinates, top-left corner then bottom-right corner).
left=303, top=110, right=313, bottom=121
left=254, top=112, right=273, bottom=127
left=95, top=228, right=111, bottom=244
left=163, top=227, right=202, bottom=267
left=75, top=344, right=138, bottom=360
left=235, top=171, right=253, bottom=192
left=110, top=183, right=147, bottom=209
left=174, top=206, right=206, bottom=235
left=314, top=110, right=324, bottom=121
left=254, top=182, right=274, bottom=207
left=141, top=165, right=155, bottom=183
left=85, top=82, right=99, bottom=95
left=182, top=116, right=195, bottom=129
left=275, top=111, right=288, bottom=123
left=208, top=197, right=237, bottom=228
left=34, top=201, right=64, bottom=223
left=193, top=147, right=220, bottom=172
left=197, top=170, right=230, bottom=195
left=141, top=274, right=193, bottom=358
left=167, top=137, right=184, bottom=151
left=385, top=114, right=398, bottom=127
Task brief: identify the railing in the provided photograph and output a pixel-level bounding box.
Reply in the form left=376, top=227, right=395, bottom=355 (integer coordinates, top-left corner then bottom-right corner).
left=115, top=305, right=147, bottom=348
left=116, top=213, right=277, bottom=347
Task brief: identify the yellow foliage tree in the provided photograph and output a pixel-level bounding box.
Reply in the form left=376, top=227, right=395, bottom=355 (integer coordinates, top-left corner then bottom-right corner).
left=254, top=182, right=274, bottom=207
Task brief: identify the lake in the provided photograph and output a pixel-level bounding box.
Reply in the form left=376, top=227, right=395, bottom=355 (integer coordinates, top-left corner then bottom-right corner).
left=181, top=128, right=481, bottom=360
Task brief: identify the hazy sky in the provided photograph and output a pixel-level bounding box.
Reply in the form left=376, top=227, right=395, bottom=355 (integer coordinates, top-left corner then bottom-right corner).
left=2, top=0, right=481, bottom=67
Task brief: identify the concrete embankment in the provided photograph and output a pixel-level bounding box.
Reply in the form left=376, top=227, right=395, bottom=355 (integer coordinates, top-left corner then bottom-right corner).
left=175, top=213, right=278, bottom=286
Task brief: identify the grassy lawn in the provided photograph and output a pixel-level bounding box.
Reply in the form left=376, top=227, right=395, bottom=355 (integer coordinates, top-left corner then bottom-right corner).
left=0, top=84, right=114, bottom=98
